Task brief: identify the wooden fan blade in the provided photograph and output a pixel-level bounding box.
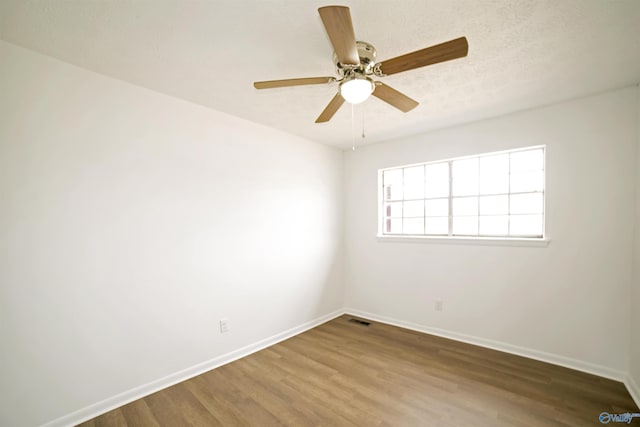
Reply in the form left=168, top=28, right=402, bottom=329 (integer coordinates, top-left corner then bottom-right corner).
left=373, top=82, right=419, bottom=112
left=379, top=37, right=468, bottom=76
left=254, top=77, right=334, bottom=89
left=318, top=6, right=359, bottom=65
left=315, top=93, right=345, bottom=123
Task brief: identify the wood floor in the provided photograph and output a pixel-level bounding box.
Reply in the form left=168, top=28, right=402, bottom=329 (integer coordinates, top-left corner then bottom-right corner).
left=79, top=315, right=638, bottom=426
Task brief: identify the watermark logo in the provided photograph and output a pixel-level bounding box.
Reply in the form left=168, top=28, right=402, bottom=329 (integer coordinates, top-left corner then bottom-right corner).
left=599, top=412, right=640, bottom=424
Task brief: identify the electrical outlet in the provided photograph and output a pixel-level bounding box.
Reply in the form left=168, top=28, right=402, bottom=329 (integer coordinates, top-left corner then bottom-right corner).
left=435, top=300, right=443, bottom=311
left=219, top=318, right=229, bottom=333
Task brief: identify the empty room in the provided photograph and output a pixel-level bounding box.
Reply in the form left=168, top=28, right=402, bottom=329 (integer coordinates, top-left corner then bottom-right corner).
left=1, top=0, right=640, bottom=426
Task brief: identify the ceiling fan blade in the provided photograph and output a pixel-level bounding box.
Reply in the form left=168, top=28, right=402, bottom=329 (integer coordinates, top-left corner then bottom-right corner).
left=373, top=82, right=419, bottom=112
left=379, top=37, right=469, bottom=76
left=315, top=93, right=345, bottom=123
left=254, top=77, right=334, bottom=89
left=318, top=6, right=359, bottom=65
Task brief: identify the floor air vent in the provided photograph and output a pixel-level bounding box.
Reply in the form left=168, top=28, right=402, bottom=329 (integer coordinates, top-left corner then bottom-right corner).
left=348, top=318, right=371, bottom=326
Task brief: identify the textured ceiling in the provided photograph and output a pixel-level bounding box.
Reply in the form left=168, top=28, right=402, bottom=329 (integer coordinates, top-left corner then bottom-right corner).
left=1, top=0, right=639, bottom=149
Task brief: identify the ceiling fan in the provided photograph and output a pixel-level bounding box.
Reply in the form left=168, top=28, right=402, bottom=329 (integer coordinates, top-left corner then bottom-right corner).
left=253, top=5, right=469, bottom=123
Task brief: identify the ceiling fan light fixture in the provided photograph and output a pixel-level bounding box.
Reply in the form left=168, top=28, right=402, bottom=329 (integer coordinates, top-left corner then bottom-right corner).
left=339, top=76, right=374, bottom=104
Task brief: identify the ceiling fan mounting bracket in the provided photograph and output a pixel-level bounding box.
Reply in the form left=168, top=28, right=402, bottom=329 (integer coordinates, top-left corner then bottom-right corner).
left=372, top=63, right=385, bottom=77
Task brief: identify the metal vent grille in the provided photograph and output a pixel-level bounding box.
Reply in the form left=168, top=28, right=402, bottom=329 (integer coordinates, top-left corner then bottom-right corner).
left=348, top=318, right=371, bottom=326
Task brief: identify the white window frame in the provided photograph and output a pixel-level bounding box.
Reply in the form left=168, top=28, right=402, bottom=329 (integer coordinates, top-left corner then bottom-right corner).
left=377, top=145, right=549, bottom=246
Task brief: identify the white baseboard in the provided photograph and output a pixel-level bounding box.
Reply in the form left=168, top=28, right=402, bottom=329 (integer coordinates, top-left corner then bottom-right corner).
left=344, top=308, right=627, bottom=382
left=41, top=309, right=344, bottom=427
left=625, top=375, right=640, bottom=409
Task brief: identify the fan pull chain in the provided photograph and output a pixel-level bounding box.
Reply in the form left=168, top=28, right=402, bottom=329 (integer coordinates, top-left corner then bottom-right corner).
left=351, top=103, right=356, bottom=151
left=361, top=102, right=366, bottom=139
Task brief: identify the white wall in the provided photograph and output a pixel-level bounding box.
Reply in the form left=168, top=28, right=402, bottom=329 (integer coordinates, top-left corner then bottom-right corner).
left=632, top=84, right=640, bottom=398
left=344, top=87, right=637, bottom=376
left=0, top=41, right=343, bottom=427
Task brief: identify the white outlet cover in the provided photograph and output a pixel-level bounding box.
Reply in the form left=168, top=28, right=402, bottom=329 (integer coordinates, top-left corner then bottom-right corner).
left=219, top=318, right=229, bottom=333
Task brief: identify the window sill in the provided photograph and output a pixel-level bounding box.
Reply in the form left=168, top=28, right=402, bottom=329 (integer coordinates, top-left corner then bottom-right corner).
left=376, top=235, right=550, bottom=247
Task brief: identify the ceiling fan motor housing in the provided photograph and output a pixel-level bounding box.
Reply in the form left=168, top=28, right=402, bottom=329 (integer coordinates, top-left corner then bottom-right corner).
left=334, top=41, right=377, bottom=78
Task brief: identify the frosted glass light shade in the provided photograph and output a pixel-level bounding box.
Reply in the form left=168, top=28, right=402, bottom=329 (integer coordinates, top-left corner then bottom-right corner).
left=339, top=78, right=374, bottom=104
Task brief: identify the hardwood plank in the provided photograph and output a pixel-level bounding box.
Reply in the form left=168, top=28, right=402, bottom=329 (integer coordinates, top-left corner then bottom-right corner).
left=162, top=383, right=223, bottom=426
left=120, top=399, right=160, bottom=427
left=143, top=388, right=191, bottom=426
left=182, top=376, right=251, bottom=426
left=77, top=315, right=639, bottom=426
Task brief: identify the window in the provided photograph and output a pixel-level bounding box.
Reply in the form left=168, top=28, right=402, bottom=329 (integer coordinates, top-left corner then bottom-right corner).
left=380, top=146, right=545, bottom=239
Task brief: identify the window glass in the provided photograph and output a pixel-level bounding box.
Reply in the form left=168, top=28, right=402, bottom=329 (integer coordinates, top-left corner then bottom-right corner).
left=425, top=198, right=448, bottom=217
left=425, top=163, right=449, bottom=198
left=452, top=158, right=479, bottom=196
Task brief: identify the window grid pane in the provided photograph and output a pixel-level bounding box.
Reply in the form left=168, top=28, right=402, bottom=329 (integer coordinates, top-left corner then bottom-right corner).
left=381, top=146, right=544, bottom=238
